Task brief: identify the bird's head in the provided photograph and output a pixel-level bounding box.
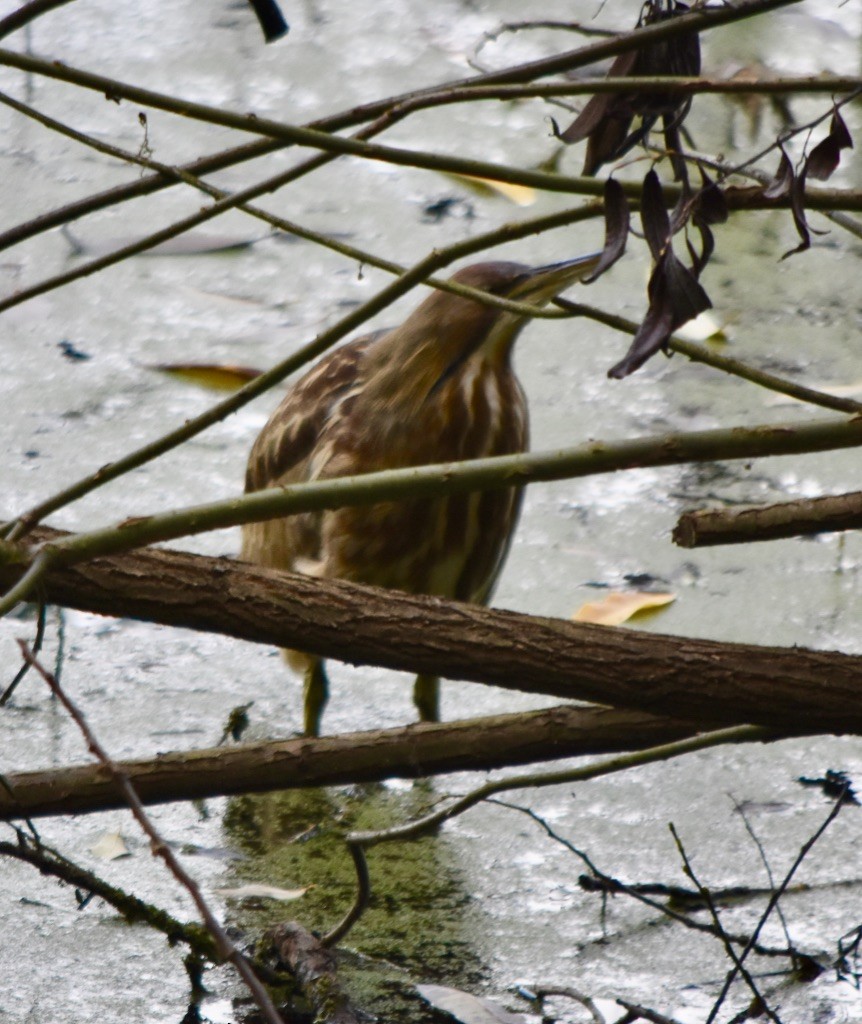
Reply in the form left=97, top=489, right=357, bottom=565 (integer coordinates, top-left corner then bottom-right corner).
left=366, top=253, right=601, bottom=405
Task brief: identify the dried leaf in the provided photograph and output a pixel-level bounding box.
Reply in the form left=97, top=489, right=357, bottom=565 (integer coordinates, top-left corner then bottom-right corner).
left=694, top=166, right=729, bottom=226
left=560, top=1, right=700, bottom=175
left=65, top=228, right=263, bottom=258
left=805, top=109, right=853, bottom=182
left=247, top=0, right=289, bottom=42
left=640, top=168, right=672, bottom=261
left=781, top=162, right=812, bottom=260
left=560, top=51, right=639, bottom=145
left=416, top=985, right=528, bottom=1024
left=215, top=884, right=309, bottom=901
left=149, top=362, right=262, bottom=391
left=762, top=147, right=795, bottom=200
left=582, top=177, right=629, bottom=283
left=573, top=591, right=676, bottom=626
left=609, top=249, right=711, bottom=378
left=91, top=832, right=131, bottom=860
left=443, top=173, right=536, bottom=206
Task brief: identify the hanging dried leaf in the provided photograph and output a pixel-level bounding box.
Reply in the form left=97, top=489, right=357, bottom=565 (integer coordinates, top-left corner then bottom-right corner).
left=762, top=147, right=795, bottom=200
left=559, top=1, right=701, bottom=175
left=640, top=168, right=672, bottom=261
left=582, top=177, right=630, bottom=283
left=560, top=50, right=639, bottom=145
left=573, top=591, right=676, bottom=626
left=246, top=0, right=289, bottom=42
left=609, top=248, right=711, bottom=378
left=805, top=110, right=853, bottom=182
left=693, top=166, right=729, bottom=226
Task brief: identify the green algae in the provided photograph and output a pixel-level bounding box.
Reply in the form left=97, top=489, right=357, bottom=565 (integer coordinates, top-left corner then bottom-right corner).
left=223, top=782, right=487, bottom=1021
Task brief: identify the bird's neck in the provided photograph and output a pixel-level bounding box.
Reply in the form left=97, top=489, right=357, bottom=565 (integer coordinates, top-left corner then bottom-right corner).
left=361, top=312, right=522, bottom=415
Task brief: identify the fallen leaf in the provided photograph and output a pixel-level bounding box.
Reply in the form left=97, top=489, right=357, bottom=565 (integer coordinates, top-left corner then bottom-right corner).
left=572, top=591, right=676, bottom=626
left=148, top=362, right=262, bottom=391
left=90, top=832, right=131, bottom=860
left=443, top=173, right=536, bottom=206
left=64, top=226, right=264, bottom=257
left=673, top=310, right=727, bottom=343
left=416, top=984, right=528, bottom=1024
left=215, top=884, right=310, bottom=901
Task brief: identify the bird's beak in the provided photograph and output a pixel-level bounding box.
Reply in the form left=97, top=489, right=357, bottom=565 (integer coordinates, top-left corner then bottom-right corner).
left=510, top=252, right=603, bottom=305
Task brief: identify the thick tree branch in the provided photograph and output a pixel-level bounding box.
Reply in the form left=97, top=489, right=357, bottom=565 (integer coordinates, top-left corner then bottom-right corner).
left=1, top=528, right=861, bottom=735
left=674, top=491, right=862, bottom=547
left=0, top=704, right=705, bottom=820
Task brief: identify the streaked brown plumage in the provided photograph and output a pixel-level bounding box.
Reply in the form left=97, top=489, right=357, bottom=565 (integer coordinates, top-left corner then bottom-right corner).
left=242, top=255, right=599, bottom=735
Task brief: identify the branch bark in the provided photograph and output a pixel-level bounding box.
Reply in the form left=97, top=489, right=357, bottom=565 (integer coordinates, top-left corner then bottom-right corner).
left=2, top=527, right=862, bottom=735
left=673, top=491, right=862, bottom=547
left=0, top=703, right=703, bottom=820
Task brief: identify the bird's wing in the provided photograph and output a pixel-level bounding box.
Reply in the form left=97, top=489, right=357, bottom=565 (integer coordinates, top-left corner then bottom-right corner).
left=245, top=331, right=386, bottom=492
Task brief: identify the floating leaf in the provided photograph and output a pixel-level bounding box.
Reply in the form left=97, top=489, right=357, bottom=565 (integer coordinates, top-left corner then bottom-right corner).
left=805, top=110, right=853, bottom=182
left=215, top=884, right=310, bottom=901
left=573, top=591, right=676, bottom=626
left=91, top=832, right=131, bottom=860
left=673, top=310, right=727, bottom=343
left=416, top=985, right=528, bottom=1024
left=443, top=173, right=536, bottom=206
left=582, top=177, right=630, bottom=283
left=148, top=362, right=262, bottom=392
left=64, top=226, right=263, bottom=258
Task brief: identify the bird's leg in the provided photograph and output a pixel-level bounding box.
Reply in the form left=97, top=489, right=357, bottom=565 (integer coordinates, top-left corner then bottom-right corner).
left=303, top=659, right=330, bottom=736
left=413, top=673, right=440, bottom=722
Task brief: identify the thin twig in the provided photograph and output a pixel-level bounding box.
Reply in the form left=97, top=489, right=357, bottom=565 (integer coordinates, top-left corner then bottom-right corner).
left=706, top=791, right=847, bottom=1022
left=16, top=642, right=285, bottom=1024
left=554, top=299, right=862, bottom=416
left=669, top=823, right=781, bottom=1023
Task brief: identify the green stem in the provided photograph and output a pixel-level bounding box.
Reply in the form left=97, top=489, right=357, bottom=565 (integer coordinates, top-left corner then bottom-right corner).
left=3, top=414, right=860, bottom=617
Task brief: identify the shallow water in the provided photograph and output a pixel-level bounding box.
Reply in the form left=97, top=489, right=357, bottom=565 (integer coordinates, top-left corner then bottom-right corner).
left=1, top=1, right=861, bottom=1021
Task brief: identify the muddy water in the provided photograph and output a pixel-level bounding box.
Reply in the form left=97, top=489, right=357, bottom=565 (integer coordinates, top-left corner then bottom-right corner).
left=1, top=1, right=861, bottom=1022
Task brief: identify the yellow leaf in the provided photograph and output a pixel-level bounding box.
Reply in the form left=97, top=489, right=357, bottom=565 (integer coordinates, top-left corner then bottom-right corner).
left=572, top=591, right=676, bottom=626
left=148, top=362, right=262, bottom=392
left=444, top=172, right=536, bottom=206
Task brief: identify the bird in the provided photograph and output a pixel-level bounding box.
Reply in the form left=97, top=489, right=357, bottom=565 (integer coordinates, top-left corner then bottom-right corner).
left=242, top=254, right=599, bottom=736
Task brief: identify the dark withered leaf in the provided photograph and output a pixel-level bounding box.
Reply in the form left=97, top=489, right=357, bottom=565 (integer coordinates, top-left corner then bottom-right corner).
left=246, top=0, right=289, bottom=42
left=694, top=166, right=728, bottom=225
left=608, top=263, right=675, bottom=379
left=640, top=169, right=672, bottom=261
left=805, top=110, right=854, bottom=182
left=763, top=147, right=795, bottom=200
left=583, top=178, right=630, bottom=283
left=663, top=248, right=712, bottom=325
left=560, top=0, right=701, bottom=175
left=560, top=50, right=639, bottom=144
left=781, top=164, right=812, bottom=260
left=608, top=247, right=711, bottom=379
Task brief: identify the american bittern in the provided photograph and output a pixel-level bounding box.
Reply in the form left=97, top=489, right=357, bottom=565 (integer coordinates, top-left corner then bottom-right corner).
left=242, top=254, right=599, bottom=735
